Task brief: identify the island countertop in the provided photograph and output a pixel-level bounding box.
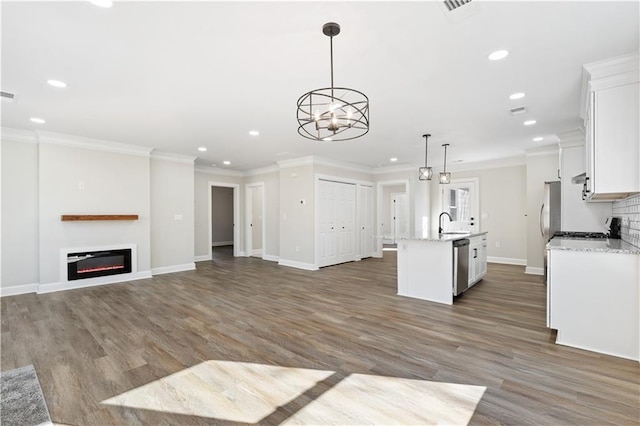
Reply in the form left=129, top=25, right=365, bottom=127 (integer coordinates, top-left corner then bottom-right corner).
left=547, top=237, right=640, bottom=255
left=400, top=231, right=488, bottom=242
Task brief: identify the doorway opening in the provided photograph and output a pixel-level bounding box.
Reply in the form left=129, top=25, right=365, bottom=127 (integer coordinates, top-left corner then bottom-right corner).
left=376, top=179, right=410, bottom=257
left=209, top=182, right=240, bottom=259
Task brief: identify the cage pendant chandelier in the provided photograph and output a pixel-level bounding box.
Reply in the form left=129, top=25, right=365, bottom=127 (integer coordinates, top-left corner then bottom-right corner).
left=419, top=134, right=433, bottom=180
left=296, top=22, right=370, bottom=142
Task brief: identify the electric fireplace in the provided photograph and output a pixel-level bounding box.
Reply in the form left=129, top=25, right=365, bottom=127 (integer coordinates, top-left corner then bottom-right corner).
left=67, top=248, right=132, bottom=281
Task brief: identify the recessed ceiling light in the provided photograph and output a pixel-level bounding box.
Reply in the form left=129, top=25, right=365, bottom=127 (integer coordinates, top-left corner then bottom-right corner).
left=523, top=120, right=537, bottom=126
left=90, top=0, right=113, bottom=8
left=533, top=137, right=544, bottom=142
left=198, top=147, right=207, bottom=152
left=47, top=79, right=67, bottom=88
left=211, top=163, right=217, bottom=167
left=323, top=137, right=332, bottom=142
left=30, top=117, right=45, bottom=124
left=488, top=50, right=509, bottom=61
left=249, top=130, right=259, bottom=136
left=509, top=92, right=525, bottom=100
left=223, top=160, right=231, bottom=165
left=390, top=157, right=398, bottom=162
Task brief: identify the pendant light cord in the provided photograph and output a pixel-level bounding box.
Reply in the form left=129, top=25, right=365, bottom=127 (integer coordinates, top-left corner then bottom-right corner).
left=330, top=35, right=334, bottom=100
left=443, top=144, right=448, bottom=173
left=423, top=134, right=430, bottom=167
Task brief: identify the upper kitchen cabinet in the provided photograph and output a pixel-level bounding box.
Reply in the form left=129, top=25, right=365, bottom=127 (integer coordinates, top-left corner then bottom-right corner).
left=579, top=54, right=639, bottom=201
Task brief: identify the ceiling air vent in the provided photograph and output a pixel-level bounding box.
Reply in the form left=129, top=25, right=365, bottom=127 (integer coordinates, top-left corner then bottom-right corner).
left=1, top=91, right=17, bottom=103
left=509, top=106, right=527, bottom=116
left=443, top=0, right=472, bottom=12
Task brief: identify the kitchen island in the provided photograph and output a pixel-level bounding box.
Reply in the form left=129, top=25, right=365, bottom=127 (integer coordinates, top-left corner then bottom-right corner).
left=397, top=231, right=487, bottom=305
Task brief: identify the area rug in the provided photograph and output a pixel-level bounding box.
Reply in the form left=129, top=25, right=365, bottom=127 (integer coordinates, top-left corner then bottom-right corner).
left=1, top=365, right=53, bottom=426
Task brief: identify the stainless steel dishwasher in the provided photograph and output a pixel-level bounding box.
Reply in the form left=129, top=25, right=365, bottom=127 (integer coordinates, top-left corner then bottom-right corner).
left=453, top=238, right=470, bottom=296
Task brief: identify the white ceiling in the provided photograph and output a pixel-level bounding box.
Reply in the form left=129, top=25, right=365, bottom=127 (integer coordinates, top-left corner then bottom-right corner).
left=2, top=1, right=638, bottom=171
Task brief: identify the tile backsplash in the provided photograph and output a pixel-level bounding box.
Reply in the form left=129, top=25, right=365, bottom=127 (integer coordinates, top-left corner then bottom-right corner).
left=612, top=193, right=640, bottom=248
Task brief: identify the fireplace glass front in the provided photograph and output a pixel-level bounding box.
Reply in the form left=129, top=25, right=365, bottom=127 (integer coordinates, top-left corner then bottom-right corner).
left=67, top=249, right=132, bottom=281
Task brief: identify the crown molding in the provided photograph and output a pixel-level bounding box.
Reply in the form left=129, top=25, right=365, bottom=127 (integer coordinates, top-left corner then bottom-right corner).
left=277, top=156, right=314, bottom=169
left=151, top=150, right=196, bottom=164
left=580, top=53, right=639, bottom=119
left=36, top=130, right=153, bottom=157
left=446, top=155, right=527, bottom=172
left=1, top=127, right=38, bottom=144
left=312, top=156, right=373, bottom=175
left=525, top=144, right=559, bottom=158
left=243, top=164, right=279, bottom=176
left=194, top=165, right=243, bottom=177
left=557, top=129, right=585, bottom=148
left=371, top=164, right=417, bottom=175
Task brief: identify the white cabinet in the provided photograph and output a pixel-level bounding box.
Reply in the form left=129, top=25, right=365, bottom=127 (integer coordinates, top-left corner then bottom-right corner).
left=468, top=234, right=487, bottom=286
left=318, top=180, right=356, bottom=267
left=582, top=55, right=639, bottom=201
left=548, top=247, right=639, bottom=360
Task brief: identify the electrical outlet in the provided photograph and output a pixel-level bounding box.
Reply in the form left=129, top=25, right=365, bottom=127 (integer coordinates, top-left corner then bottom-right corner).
left=295, top=246, right=300, bottom=252
left=495, top=241, right=501, bottom=248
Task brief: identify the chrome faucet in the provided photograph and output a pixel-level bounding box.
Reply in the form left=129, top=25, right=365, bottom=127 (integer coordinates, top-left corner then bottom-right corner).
left=438, top=212, right=452, bottom=234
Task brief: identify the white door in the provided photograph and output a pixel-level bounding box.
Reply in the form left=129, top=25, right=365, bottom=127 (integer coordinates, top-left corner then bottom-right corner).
left=391, top=193, right=408, bottom=243
left=251, top=185, right=263, bottom=256
left=442, top=180, right=479, bottom=233
left=358, top=185, right=374, bottom=259
left=337, top=182, right=356, bottom=264
left=318, top=180, right=338, bottom=267
left=245, top=184, right=264, bottom=258
left=318, top=180, right=356, bottom=267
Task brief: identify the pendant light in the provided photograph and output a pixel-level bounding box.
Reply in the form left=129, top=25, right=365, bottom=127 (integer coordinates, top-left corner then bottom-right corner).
left=439, top=143, right=451, bottom=184
left=296, top=22, right=370, bottom=142
left=418, top=134, right=433, bottom=181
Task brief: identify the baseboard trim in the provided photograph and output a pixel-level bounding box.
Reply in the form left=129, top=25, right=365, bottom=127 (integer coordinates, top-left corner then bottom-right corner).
left=151, top=263, right=196, bottom=276
left=238, top=251, right=247, bottom=257
left=262, top=254, right=279, bottom=262
left=278, top=259, right=318, bottom=271
left=212, top=241, right=233, bottom=247
left=251, top=249, right=263, bottom=256
left=38, top=271, right=152, bottom=294
left=194, top=254, right=212, bottom=262
left=487, top=256, right=527, bottom=266
left=525, top=266, right=544, bottom=276
left=0, top=283, right=39, bottom=297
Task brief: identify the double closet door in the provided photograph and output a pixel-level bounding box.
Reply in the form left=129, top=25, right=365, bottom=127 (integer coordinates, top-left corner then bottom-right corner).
left=318, top=180, right=356, bottom=267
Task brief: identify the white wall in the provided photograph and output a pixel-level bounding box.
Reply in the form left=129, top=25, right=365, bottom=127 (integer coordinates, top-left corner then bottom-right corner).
left=1, top=138, right=39, bottom=289
left=279, top=163, right=315, bottom=267
left=211, top=186, right=234, bottom=245
left=251, top=185, right=263, bottom=251
left=559, top=142, right=611, bottom=232
left=38, top=141, right=152, bottom=285
left=431, top=165, right=527, bottom=263
left=150, top=154, right=195, bottom=273
left=526, top=151, right=560, bottom=273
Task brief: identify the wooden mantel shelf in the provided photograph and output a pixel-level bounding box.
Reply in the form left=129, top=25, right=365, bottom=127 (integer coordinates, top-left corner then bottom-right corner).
left=61, top=215, right=139, bottom=221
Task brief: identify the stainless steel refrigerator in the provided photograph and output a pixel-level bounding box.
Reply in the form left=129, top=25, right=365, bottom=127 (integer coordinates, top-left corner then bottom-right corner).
left=541, top=181, right=561, bottom=281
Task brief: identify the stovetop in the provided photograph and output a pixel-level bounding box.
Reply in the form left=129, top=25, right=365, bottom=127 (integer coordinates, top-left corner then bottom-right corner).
left=553, top=231, right=609, bottom=239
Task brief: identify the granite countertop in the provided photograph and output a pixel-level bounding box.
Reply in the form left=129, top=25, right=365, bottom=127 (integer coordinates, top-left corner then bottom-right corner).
left=401, top=231, right=488, bottom=242
left=547, top=237, right=640, bottom=255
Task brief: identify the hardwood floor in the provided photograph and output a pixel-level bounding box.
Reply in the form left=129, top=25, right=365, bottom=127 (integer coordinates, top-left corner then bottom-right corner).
left=1, top=249, right=638, bottom=425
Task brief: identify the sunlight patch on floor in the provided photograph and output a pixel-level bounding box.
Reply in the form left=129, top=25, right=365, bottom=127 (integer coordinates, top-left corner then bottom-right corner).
left=101, top=360, right=333, bottom=423
left=102, top=361, right=485, bottom=424
left=282, top=373, right=486, bottom=425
